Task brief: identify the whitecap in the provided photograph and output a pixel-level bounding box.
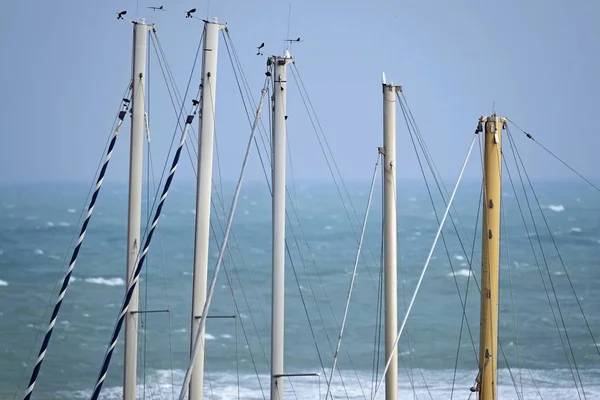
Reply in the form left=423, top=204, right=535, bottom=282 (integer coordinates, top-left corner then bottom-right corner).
left=447, top=269, right=472, bottom=277
left=570, top=227, right=582, bottom=233
left=324, top=225, right=332, bottom=230
left=47, top=221, right=55, bottom=227
left=206, top=333, right=216, bottom=340
left=84, top=277, right=125, bottom=286
left=57, top=222, right=71, bottom=227
left=546, top=204, right=565, bottom=212
left=221, top=334, right=232, bottom=339
left=67, top=208, right=76, bottom=213
left=0, top=279, right=8, bottom=286
left=34, top=249, right=44, bottom=255
left=454, top=255, right=465, bottom=261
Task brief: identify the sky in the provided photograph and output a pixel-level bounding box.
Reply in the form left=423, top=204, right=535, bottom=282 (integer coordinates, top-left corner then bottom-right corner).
left=0, top=0, right=598, bottom=186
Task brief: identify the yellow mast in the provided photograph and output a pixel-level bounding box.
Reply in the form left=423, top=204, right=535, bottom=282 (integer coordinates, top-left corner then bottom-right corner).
left=477, top=113, right=506, bottom=400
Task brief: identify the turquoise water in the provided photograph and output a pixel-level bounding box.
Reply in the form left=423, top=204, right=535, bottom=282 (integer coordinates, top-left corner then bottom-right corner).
left=1, top=180, right=599, bottom=399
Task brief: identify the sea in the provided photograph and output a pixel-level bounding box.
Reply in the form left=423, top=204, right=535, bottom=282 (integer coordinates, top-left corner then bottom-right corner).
left=1, top=179, right=599, bottom=399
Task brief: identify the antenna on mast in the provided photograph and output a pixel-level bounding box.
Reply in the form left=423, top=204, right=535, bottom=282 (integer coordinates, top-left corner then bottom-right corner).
left=285, top=1, right=292, bottom=52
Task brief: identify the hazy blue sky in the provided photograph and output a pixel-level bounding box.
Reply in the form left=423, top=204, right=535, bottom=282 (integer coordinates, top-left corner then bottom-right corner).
left=0, top=0, right=598, bottom=185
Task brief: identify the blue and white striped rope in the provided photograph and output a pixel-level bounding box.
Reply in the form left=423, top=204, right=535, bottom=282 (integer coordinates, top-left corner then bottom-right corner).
left=24, top=96, right=131, bottom=400
left=90, top=103, right=199, bottom=400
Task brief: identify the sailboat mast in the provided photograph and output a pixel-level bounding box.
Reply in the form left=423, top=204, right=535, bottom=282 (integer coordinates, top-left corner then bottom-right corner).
left=382, top=78, right=400, bottom=400
left=123, top=19, right=149, bottom=400
left=190, top=18, right=223, bottom=400
left=270, top=52, right=293, bottom=400
left=477, top=113, right=505, bottom=400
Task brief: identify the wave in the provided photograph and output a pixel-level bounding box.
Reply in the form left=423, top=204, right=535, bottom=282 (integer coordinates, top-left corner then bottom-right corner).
left=0, top=279, right=8, bottom=286
left=447, top=269, right=472, bottom=277
left=545, top=204, right=565, bottom=212
left=58, top=368, right=600, bottom=399
left=83, top=277, right=125, bottom=286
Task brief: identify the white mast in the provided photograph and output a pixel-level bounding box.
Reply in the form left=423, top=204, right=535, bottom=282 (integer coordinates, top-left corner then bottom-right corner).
left=123, top=19, right=149, bottom=400
left=270, top=51, right=293, bottom=400
left=190, top=18, right=224, bottom=400
left=382, top=78, right=400, bottom=400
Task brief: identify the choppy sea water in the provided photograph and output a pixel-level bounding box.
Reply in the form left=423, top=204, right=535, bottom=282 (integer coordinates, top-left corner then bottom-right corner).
left=1, top=180, right=599, bottom=399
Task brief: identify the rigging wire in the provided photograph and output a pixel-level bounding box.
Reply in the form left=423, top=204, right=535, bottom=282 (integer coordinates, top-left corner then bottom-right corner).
left=506, top=128, right=588, bottom=398
left=188, top=33, right=286, bottom=398
left=223, top=31, right=361, bottom=396
left=506, top=119, right=600, bottom=192
left=220, top=32, right=299, bottom=396
left=400, top=92, right=476, bottom=255
left=204, top=74, right=271, bottom=398
left=398, top=99, right=527, bottom=397
left=325, top=152, right=379, bottom=399
left=177, top=85, right=267, bottom=400
left=290, top=64, right=381, bottom=285
left=450, top=177, right=483, bottom=399
left=140, top=48, right=178, bottom=397
left=501, top=169, right=525, bottom=398
left=13, top=80, right=133, bottom=400
left=373, top=133, right=478, bottom=399
left=147, top=31, right=213, bottom=396
left=370, top=221, right=384, bottom=399
left=207, top=196, right=268, bottom=400
left=507, top=126, right=600, bottom=360
left=205, top=64, right=252, bottom=400
left=502, top=131, right=583, bottom=399
left=22, top=92, right=132, bottom=400
left=90, top=99, right=201, bottom=400
left=270, top=79, right=353, bottom=397
left=284, top=182, right=368, bottom=397
left=398, top=94, right=480, bottom=359
left=398, top=95, right=478, bottom=393
left=389, top=121, right=432, bottom=400
left=140, top=27, right=205, bottom=226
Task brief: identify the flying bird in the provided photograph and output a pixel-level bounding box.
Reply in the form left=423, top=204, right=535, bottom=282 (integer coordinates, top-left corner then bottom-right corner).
left=185, top=8, right=196, bottom=18
left=117, top=10, right=127, bottom=20
left=284, top=37, right=302, bottom=42
left=147, top=5, right=165, bottom=11
left=256, top=42, right=265, bottom=55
